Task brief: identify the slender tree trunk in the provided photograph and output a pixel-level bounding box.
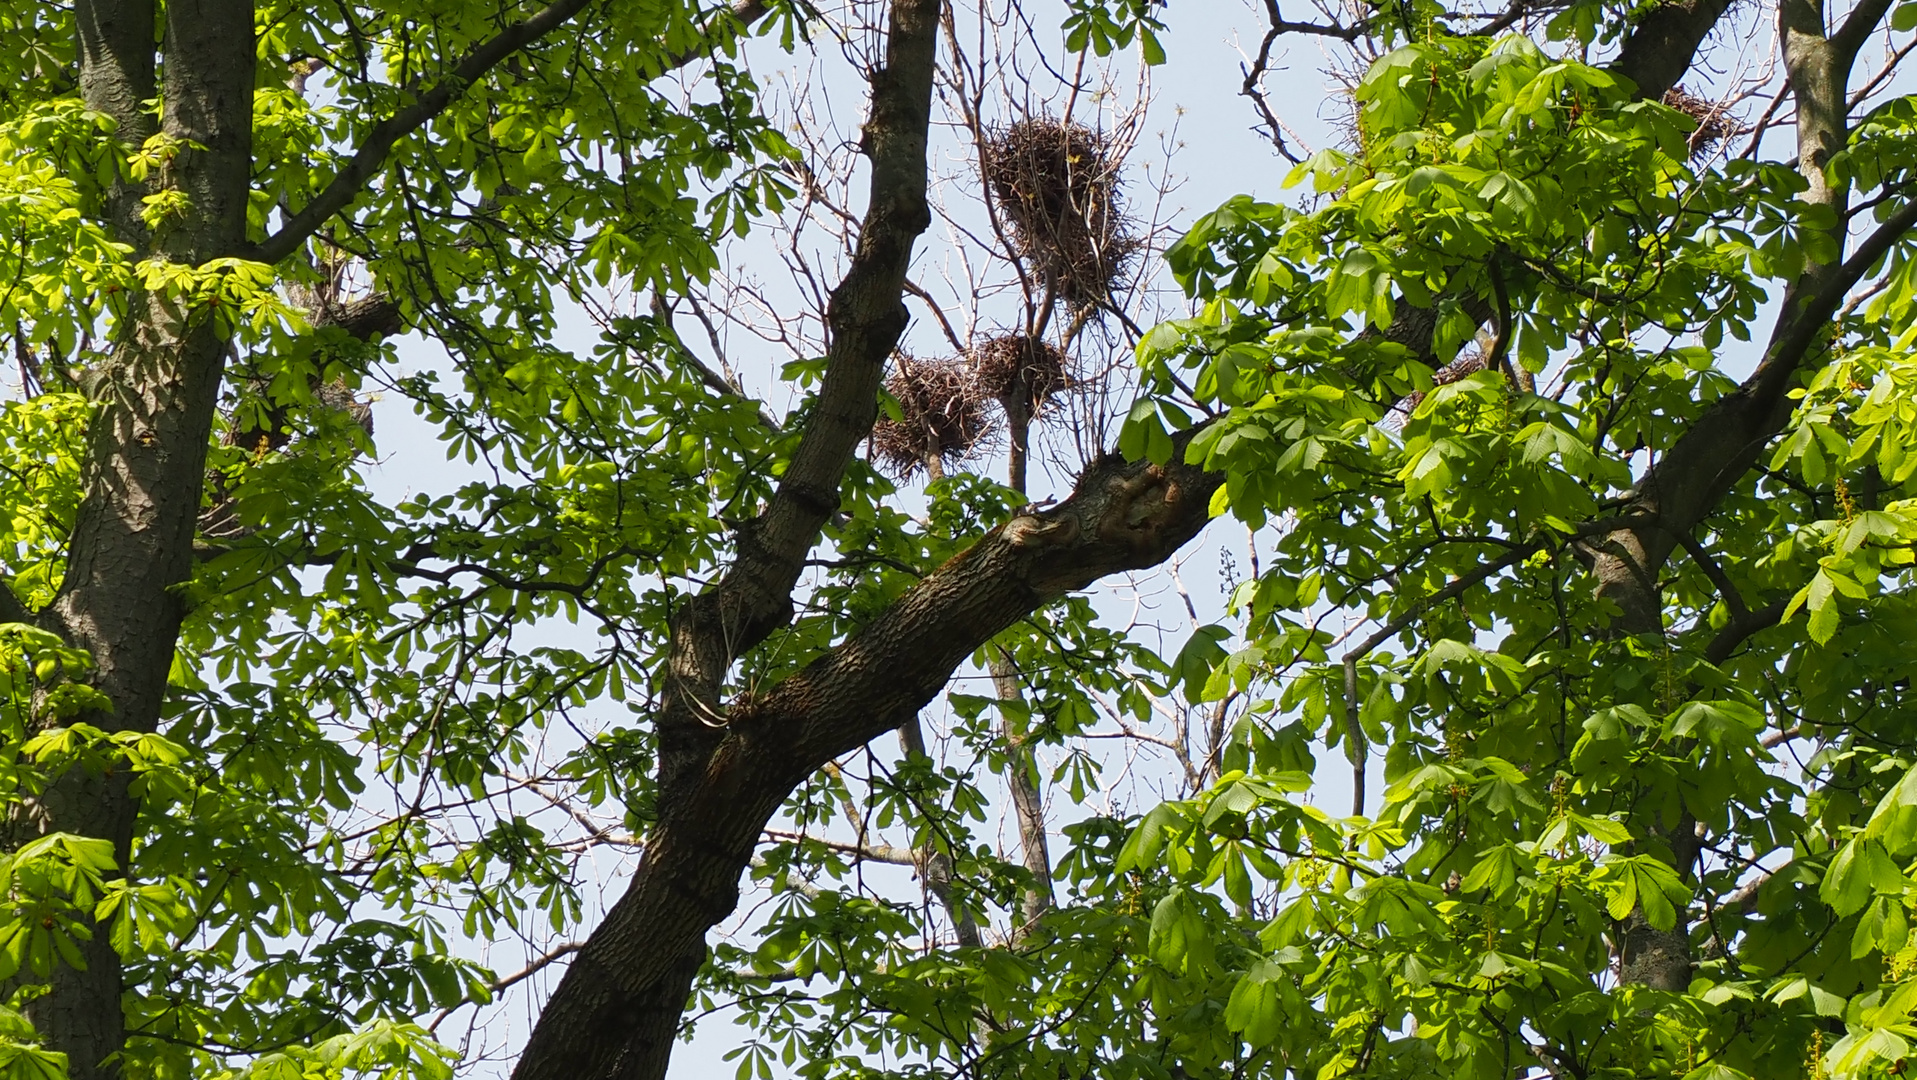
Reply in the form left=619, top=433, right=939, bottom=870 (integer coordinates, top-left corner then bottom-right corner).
left=897, top=719, right=981, bottom=948
left=989, top=651, right=1053, bottom=933
left=992, top=389, right=1052, bottom=933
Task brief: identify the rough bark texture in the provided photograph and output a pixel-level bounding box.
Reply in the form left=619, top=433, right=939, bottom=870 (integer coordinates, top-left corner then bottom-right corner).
left=39, top=0, right=708, bottom=1072
left=1588, top=0, right=1901, bottom=992
left=35, top=2, right=256, bottom=1075
left=1610, top=0, right=1740, bottom=99
left=513, top=2, right=944, bottom=1076
left=496, top=14, right=1225, bottom=1059
left=516, top=440, right=1220, bottom=1080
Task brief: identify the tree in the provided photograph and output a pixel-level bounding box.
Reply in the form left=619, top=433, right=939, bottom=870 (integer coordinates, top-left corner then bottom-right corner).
left=5, top=0, right=1917, bottom=1077
left=2, top=0, right=1199, bottom=1077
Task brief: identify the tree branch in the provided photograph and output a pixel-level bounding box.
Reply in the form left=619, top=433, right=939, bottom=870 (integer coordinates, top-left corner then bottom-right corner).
left=1258, top=0, right=1367, bottom=41
left=653, top=0, right=940, bottom=797
left=762, top=828, right=918, bottom=867
left=1704, top=596, right=1790, bottom=665
left=1832, top=0, right=1897, bottom=71
left=1609, top=0, right=1739, bottom=100
left=1341, top=542, right=1539, bottom=813
left=1669, top=529, right=1749, bottom=623
left=768, top=439, right=1222, bottom=766
left=254, top=0, right=770, bottom=265
left=426, top=941, right=582, bottom=1034
left=0, top=583, right=34, bottom=627
left=511, top=5, right=945, bottom=1076
left=1755, top=191, right=1917, bottom=402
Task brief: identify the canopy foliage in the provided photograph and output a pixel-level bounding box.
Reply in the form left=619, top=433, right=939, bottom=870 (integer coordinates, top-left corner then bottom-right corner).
left=0, top=0, right=1915, bottom=1078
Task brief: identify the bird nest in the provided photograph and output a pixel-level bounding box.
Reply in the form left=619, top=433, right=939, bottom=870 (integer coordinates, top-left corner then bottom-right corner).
left=1390, top=346, right=1491, bottom=425
left=972, top=333, right=1071, bottom=410
left=870, top=354, right=993, bottom=479
left=1662, top=88, right=1737, bottom=157
left=980, top=117, right=1139, bottom=309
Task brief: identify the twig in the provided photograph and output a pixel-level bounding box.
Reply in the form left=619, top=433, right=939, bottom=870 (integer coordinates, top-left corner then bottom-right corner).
left=1342, top=543, right=1539, bottom=814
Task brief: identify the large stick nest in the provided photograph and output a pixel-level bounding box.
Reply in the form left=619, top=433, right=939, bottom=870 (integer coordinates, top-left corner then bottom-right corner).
left=870, top=354, right=994, bottom=478
left=980, top=118, right=1139, bottom=309
left=971, top=333, right=1072, bottom=410
left=1662, top=87, right=1738, bottom=157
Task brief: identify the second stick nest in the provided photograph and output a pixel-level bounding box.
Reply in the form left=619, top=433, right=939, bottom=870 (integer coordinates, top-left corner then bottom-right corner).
left=972, top=333, right=1071, bottom=411
left=981, top=118, right=1139, bottom=309
left=870, top=354, right=994, bottom=478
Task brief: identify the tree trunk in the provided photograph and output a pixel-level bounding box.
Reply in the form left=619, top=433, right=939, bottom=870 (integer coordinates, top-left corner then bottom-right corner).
left=29, top=3, right=255, bottom=1076
left=994, top=392, right=1052, bottom=934
left=514, top=431, right=1223, bottom=1080
left=1578, top=0, right=1887, bottom=993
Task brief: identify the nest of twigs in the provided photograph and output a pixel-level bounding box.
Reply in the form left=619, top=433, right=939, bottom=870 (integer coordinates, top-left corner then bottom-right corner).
left=315, top=379, right=376, bottom=438
left=971, top=333, right=1071, bottom=411
left=1390, top=345, right=1492, bottom=424
left=1662, top=88, right=1738, bottom=157
left=870, top=354, right=993, bottom=478
left=980, top=117, right=1139, bottom=309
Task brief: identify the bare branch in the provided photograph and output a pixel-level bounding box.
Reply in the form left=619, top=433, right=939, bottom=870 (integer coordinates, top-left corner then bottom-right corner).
left=426, top=941, right=582, bottom=1033
left=763, top=828, right=918, bottom=866
left=1832, top=0, right=1898, bottom=70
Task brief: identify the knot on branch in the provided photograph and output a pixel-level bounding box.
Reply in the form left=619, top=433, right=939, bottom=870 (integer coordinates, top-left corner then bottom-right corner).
left=1003, top=512, right=1079, bottom=549
left=1101, top=463, right=1183, bottom=544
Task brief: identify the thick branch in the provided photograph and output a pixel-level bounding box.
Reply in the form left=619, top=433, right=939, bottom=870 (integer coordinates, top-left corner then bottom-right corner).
left=512, top=4, right=944, bottom=1076
left=1609, top=0, right=1738, bottom=99
left=654, top=0, right=939, bottom=797
left=769, top=442, right=1220, bottom=766
left=1584, top=4, right=1895, bottom=994
left=0, top=584, right=33, bottom=627
left=1704, top=597, right=1790, bottom=665
left=511, top=427, right=1220, bottom=1080
left=1832, top=0, right=1897, bottom=70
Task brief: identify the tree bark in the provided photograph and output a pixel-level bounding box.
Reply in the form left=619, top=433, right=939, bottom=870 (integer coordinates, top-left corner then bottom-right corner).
left=989, top=651, right=1054, bottom=935
left=515, top=431, right=1220, bottom=1080
left=1585, top=0, right=1900, bottom=993
left=515, top=1, right=945, bottom=1075
left=993, top=392, right=1053, bottom=934
left=507, top=37, right=1227, bottom=1051
left=32, top=2, right=255, bottom=1076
